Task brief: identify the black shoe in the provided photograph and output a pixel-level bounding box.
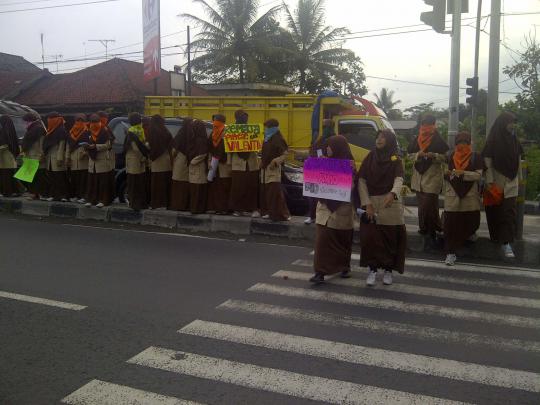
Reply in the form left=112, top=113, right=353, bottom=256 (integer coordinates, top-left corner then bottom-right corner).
left=340, top=270, right=351, bottom=278
left=309, top=272, right=325, bottom=284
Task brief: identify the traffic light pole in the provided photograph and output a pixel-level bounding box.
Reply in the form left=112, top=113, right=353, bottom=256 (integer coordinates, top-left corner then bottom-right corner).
left=471, top=0, right=482, bottom=145
left=448, top=0, right=461, bottom=148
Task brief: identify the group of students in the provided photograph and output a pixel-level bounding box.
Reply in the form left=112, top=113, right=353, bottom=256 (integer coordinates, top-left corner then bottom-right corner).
left=310, top=111, right=523, bottom=287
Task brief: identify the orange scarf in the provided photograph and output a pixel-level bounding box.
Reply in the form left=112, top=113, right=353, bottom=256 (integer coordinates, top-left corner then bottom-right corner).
left=417, top=124, right=436, bottom=152
left=46, top=117, right=65, bottom=136
left=453, top=143, right=472, bottom=170
left=100, top=116, right=108, bottom=128
left=89, top=122, right=102, bottom=142
left=211, top=120, right=225, bottom=147
left=70, top=121, right=87, bottom=141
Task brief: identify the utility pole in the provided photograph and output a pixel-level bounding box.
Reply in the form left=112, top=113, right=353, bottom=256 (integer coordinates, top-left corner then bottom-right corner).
left=486, top=0, right=501, bottom=134
left=46, top=54, right=63, bottom=73
left=187, top=25, right=192, bottom=96
left=470, top=0, right=482, bottom=145
left=448, top=0, right=462, bottom=148
left=40, top=33, right=45, bottom=69
left=88, top=39, right=116, bottom=60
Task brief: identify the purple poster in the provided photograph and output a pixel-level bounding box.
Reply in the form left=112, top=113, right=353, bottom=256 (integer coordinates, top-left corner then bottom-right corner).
left=303, top=157, right=354, bottom=202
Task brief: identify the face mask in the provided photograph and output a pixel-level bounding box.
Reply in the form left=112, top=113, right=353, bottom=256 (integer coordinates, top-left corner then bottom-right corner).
left=264, top=127, right=279, bottom=142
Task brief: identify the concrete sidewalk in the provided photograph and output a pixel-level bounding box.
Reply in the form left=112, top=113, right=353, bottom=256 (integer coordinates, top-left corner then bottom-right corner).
left=1, top=196, right=538, bottom=266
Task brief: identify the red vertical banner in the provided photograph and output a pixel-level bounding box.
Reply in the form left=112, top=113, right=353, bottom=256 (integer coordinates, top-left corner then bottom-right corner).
left=142, top=0, right=161, bottom=81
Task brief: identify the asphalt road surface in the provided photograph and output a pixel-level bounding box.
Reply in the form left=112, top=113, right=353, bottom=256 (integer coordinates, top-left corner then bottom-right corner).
left=1, top=215, right=539, bottom=404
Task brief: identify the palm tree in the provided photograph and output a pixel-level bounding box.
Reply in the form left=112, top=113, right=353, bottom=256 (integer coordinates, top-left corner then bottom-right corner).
left=181, top=0, right=282, bottom=83
left=282, top=0, right=354, bottom=93
left=373, top=88, right=402, bottom=115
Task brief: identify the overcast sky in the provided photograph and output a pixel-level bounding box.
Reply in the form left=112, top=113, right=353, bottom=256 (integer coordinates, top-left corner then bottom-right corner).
left=0, top=0, right=538, bottom=110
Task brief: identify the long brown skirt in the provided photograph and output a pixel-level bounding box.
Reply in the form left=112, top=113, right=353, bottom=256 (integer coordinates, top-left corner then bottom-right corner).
left=314, top=225, right=353, bottom=275
left=260, top=182, right=290, bottom=221
left=26, top=168, right=49, bottom=197
left=190, top=183, right=208, bottom=214
left=0, top=168, right=19, bottom=196
left=170, top=180, right=190, bottom=211
left=443, top=211, right=480, bottom=254
left=485, top=197, right=517, bottom=244
left=416, top=192, right=442, bottom=236
left=68, top=169, right=88, bottom=199
left=150, top=171, right=171, bottom=209
left=48, top=170, right=69, bottom=200
left=207, top=176, right=232, bottom=213
left=229, top=170, right=259, bottom=212
left=360, top=223, right=407, bottom=273
left=87, top=171, right=114, bottom=206
left=127, top=173, right=148, bottom=211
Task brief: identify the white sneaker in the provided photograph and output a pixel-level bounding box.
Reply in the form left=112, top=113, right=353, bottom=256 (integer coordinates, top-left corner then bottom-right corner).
left=445, top=254, right=457, bottom=266
left=45, top=197, right=54, bottom=202
left=366, top=271, right=377, bottom=287
left=503, top=244, right=515, bottom=258
left=233, top=211, right=241, bottom=217
left=84, top=202, right=92, bottom=207
left=96, top=203, right=105, bottom=208
left=383, top=270, right=393, bottom=285
left=70, top=197, right=78, bottom=203
left=262, top=214, right=270, bottom=219
left=0, top=194, right=4, bottom=198
left=61, top=198, right=68, bottom=202
left=304, top=217, right=313, bottom=225
left=251, top=211, right=261, bottom=218
left=78, top=198, right=86, bottom=204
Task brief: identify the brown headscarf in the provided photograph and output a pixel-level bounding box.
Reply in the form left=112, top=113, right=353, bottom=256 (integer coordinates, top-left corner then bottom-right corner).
left=358, top=129, right=403, bottom=197
left=482, top=111, right=523, bottom=180
left=211, top=114, right=226, bottom=148
left=0, top=115, right=20, bottom=157
left=21, top=114, right=45, bottom=153
left=187, top=119, right=209, bottom=163
left=447, top=131, right=485, bottom=198
left=235, top=110, right=251, bottom=160
left=407, top=117, right=449, bottom=174
left=147, top=114, right=173, bottom=161
left=261, top=119, right=288, bottom=169
left=43, top=112, right=68, bottom=154
left=173, top=117, right=192, bottom=157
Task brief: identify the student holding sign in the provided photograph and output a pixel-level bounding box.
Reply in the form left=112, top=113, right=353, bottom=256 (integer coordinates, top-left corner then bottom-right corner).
left=207, top=114, right=232, bottom=214
left=0, top=115, right=21, bottom=197
left=358, top=129, right=406, bottom=287
left=309, top=135, right=355, bottom=284
left=21, top=113, right=49, bottom=200
left=43, top=112, right=69, bottom=202
left=66, top=114, right=90, bottom=203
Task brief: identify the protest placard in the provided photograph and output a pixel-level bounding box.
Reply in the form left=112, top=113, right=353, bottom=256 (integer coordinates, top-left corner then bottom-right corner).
left=224, top=124, right=264, bottom=153
left=13, top=158, right=40, bottom=183
left=303, top=157, right=354, bottom=202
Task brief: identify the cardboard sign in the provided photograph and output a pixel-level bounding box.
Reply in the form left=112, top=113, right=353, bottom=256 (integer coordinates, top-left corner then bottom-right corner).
left=14, top=158, right=40, bottom=183
left=303, top=157, right=354, bottom=202
left=224, top=124, right=264, bottom=153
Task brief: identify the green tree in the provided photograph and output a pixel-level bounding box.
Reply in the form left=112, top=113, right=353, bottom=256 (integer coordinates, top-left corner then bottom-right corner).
left=373, top=88, right=401, bottom=116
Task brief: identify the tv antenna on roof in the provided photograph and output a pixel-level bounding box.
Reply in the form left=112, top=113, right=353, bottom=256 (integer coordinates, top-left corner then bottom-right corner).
left=88, top=39, right=116, bottom=60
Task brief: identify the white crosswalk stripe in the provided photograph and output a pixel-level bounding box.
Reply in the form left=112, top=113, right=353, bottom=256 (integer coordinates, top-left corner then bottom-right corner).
left=128, top=346, right=470, bottom=405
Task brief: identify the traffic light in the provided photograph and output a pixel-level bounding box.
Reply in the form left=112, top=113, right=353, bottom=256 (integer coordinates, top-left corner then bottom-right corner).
left=420, top=0, right=446, bottom=33
left=466, top=76, right=479, bottom=105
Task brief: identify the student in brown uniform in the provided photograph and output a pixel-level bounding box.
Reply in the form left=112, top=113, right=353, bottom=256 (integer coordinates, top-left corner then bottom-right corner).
left=21, top=113, right=49, bottom=200
left=407, top=114, right=449, bottom=248
left=229, top=110, right=260, bottom=217
left=0, top=115, right=21, bottom=197
left=310, top=135, right=355, bottom=285
left=147, top=114, right=173, bottom=210
left=188, top=119, right=209, bottom=214
left=98, top=111, right=116, bottom=199
left=124, top=112, right=149, bottom=211
left=169, top=118, right=192, bottom=211
left=260, top=119, right=290, bottom=221
left=443, top=131, right=484, bottom=266
left=482, top=112, right=523, bottom=258
left=66, top=114, right=90, bottom=203
left=43, top=112, right=69, bottom=202
left=85, top=114, right=114, bottom=208
left=207, top=114, right=232, bottom=214
left=358, top=129, right=406, bottom=286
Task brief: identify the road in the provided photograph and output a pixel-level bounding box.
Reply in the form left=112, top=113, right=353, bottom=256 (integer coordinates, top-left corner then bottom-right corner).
left=1, top=215, right=539, bottom=404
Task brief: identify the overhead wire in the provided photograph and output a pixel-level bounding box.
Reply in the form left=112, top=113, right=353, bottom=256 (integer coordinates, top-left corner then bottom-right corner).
left=0, top=0, right=119, bottom=14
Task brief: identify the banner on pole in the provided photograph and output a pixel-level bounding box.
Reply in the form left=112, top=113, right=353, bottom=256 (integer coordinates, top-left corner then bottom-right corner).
left=142, top=0, right=161, bottom=81
left=14, top=158, right=40, bottom=183
left=303, top=157, right=354, bottom=202
left=224, top=124, right=264, bottom=153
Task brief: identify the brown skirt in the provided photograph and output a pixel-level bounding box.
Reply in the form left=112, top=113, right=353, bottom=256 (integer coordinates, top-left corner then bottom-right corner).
left=150, top=171, right=171, bottom=209
left=485, top=197, right=517, bottom=244
left=170, top=180, right=190, bottom=211
left=190, top=183, right=208, bottom=214
left=416, top=192, right=442, bottom=236
left=314, top=225, right=353, bottom=275
left=0, top=168, right=20, bottom=196
left=260, top=182, right=290, bottom=221
left=87, top=171, right=114, bottom=206
left=360, top=223, right=407, bottom=273
left=127, top=173, right=148, bottom=211
left=26, top=168, right=49, bottom=197
left=48, top=170, right=69, bottom=200
left=207, top=176, right=232, bottom=213
left=68, top=169, right=88, bottom=199
left=443, top=211, right=480, bottom=253
left=229, top=170, right=259, bottom=212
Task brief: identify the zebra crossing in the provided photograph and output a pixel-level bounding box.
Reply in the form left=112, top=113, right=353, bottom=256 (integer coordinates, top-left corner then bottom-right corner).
left=62, top=253, right=540, bottom=404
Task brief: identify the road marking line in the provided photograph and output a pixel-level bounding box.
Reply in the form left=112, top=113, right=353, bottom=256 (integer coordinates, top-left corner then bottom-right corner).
left=218, top=300, right=540, bottom=353
left=61, top=379, right=202, bottom=405
left=128, top=346, right=468, bottom=405
left=179, top=320, right=540, bottom=393
left=273, top=270, right=540, bottom=309
left=247, top=283, right=540, bottom=329
left=0, top=290, right=86, bottom=311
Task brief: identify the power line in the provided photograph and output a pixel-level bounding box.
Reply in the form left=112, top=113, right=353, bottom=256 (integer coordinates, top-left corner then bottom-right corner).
left=0, top=0, right=119, bottom=14
left=0, top=0, right=63, bottom=6
left=337, top=28, right=434, bottom=41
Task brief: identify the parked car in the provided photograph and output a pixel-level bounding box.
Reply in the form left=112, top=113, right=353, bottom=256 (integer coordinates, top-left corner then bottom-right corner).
left=0, top=100, right=39, bottom=142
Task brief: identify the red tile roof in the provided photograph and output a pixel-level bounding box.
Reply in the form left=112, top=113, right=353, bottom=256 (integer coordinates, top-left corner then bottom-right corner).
left=0, top=71, right=45, bottom=99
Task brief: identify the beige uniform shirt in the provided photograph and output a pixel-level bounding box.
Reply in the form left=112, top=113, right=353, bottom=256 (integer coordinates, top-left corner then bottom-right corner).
left=484, top=157, right=521, bottom=199
left=316, top=201, right=355, bottom=230
left=359, top=177, right=405, bottom=225
left=88, top=141, right=113, bottom=174
left=150, top=151, right=172, bottom=173
left=260, top=152, right=287, bottom=184
left=171, top=149, right=189, bottom=182
left=189, top=154, right=207, bottom=184
left=410, top=152, right=446, bottom=194
left=125, top=141, right=147, bottom=175
left=231, top=152, right=259, bottom=172
left=443, top=169, right=483, bottom=212
left=0, top=146, right=17, bottom=169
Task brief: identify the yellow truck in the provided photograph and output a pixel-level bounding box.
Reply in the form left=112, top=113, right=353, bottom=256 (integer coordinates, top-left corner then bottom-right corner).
left=144, top=94, right=395, bottom=164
